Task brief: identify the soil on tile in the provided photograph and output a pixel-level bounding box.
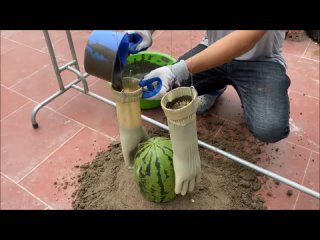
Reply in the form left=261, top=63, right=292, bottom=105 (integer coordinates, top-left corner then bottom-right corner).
left=71, top=118, right=269, bottom=210
left=166, top=96, right=192, bottom=109
left=287, top=190, right=293, bottom=196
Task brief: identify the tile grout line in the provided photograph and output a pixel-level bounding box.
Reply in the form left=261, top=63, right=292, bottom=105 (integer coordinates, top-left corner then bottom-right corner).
left=47, top=104, right=118, bottom=141
left=38, top=30, right=89, bottom=63
left=1, top=100, right=32, bottom=122
left=38, top=31, right=81, bottom=53
left=300, top=56, right=320, bottom=63
left=2, top=87, right=117, bottom=141
left=53, top=91, right=82, bottom=111
left=8, top=64, right=52, bottom=89
left=285, top=52, right=320, bottom=63
left=302, top=40, right=311, bottom=57
left=3, top=86, right=43, bottom=103
left=4, top=71, right=93, bottom=110
left=283, top=139, right=319, bottom=154
left=1, top=34, right=67, bottom=57
left=7, top=60, right=97, bottom=110
left=1, top=103, right=115, bottom=210
left=311, top=77, right=320, bottom=82
left=2, top=34, right=74, bottom=67
left=0, top=41, right=22, bottom=55
left=293, top=151, right=313, bottom=209
left=8, top=60, right=70, bottom=90
left=52, top=103, right=118, bottom=141
left=289, top=89, right=320, bottom=100
left=1, top=35, right=51, bottom=55
left=54, top=77, right=101, bottom=112
left=214, top=125, right=223, bottom=138
left=17, top=126, right=85, bottom=184
left=1, top=172, right=54, bottom=209
left=221, top=118, right=244, bottom=126
left=84, top=126, right=117, bottom=142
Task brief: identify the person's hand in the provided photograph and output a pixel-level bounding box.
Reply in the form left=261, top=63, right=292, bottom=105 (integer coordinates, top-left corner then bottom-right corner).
left=140, top=60, right=190, bottom=100
left=127, top=30, right=153, bottom=54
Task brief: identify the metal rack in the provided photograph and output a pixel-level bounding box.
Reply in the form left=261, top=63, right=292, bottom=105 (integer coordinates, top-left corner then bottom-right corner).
left=32, top=30, right=320, bottom=200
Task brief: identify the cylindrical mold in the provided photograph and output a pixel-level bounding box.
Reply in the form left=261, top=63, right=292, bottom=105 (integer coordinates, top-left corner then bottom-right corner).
left=161, top=87, right=201, bottom=195
left=112, top=77, right=149, bottom=169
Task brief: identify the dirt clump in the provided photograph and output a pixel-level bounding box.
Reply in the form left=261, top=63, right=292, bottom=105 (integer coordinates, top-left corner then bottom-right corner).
left=166, top=96, right=192, bottom=109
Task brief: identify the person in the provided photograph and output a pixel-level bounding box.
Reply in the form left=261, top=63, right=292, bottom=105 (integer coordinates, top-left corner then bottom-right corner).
left=127, top=30, right=291, bottom=195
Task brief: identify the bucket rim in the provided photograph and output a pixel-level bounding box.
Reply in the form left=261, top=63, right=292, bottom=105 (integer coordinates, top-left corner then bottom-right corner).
left=128, top=51, right=177, bottom=63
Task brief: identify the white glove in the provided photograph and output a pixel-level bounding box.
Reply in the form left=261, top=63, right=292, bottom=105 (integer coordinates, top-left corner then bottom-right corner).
left=127, top=30, right=153, bottom=54
left=141, top=60, right=190, bottom=100
left=119, top=127, right=149, bottom=169
left=161, top=87, right=201, bottom=195
left=112, top=77, right=149, bottom=169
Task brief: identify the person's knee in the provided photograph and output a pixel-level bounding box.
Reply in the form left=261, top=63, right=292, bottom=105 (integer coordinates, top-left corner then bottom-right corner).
left=250, top=122, right=290, bottom=143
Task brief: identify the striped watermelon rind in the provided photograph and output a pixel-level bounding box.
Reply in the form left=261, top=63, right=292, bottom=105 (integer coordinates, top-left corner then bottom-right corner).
left=134, top=137, right=176, bottom=203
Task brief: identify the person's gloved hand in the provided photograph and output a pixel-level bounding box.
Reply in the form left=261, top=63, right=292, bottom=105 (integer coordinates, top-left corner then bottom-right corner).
left=140, top=60, right=190, bottom=100
left=127, top=30, right=153, bottom=54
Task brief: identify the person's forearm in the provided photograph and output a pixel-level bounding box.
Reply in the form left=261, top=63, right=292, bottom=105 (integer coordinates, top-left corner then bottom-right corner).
left=186, top=30, right=266, bottom=74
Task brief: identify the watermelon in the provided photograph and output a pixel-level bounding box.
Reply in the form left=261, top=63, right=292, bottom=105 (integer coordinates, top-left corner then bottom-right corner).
left=134, top=137, right=176, bottom=203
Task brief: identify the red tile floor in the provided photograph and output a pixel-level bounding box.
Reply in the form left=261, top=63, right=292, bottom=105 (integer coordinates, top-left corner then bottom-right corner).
left=1, top=30, right=319, bottom=210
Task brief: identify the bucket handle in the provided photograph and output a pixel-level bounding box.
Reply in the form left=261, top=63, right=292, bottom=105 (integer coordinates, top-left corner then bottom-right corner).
left=139, top=77, right=162, bottom=99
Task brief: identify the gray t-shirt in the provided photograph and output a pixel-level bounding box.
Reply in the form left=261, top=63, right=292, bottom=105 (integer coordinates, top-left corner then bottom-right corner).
left=200, top=30, right=286, bottom=68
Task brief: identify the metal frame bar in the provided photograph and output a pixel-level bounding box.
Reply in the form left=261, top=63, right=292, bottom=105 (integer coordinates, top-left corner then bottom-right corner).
left=32, top=30, right=320, bottom=200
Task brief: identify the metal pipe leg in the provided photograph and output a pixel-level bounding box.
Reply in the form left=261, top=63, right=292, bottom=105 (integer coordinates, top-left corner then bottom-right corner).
left=65, top=31, right=89, bottom=92
left=31, top=73, right=89, bottom=129
left=43, top=30, right=65, bottom=91
left=32, top=31, right=90, bottom=129
left=31, top=90, right=65, bottom=128
left=66, top=66, right=89, bottom=93
left=66, top=31, right=81, bottom=71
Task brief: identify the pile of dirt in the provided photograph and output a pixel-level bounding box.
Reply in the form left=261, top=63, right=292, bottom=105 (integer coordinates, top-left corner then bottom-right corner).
left=71, top=117, right=269, bottom=210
